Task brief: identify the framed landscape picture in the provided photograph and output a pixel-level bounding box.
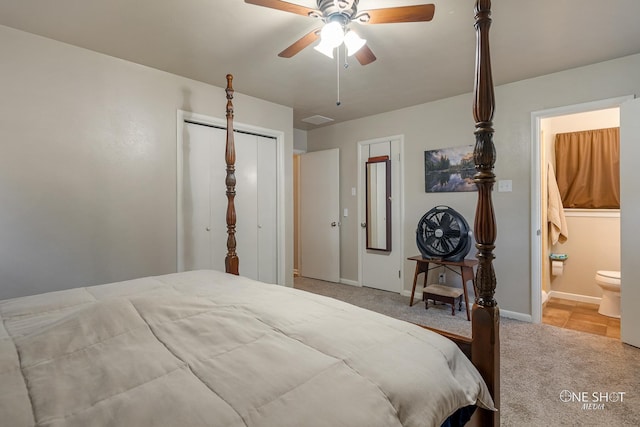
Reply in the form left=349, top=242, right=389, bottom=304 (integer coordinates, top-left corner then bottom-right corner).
left=424, top=145, right=476, bottom=192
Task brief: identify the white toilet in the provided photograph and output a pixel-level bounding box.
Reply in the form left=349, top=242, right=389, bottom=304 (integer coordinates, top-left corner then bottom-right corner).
left=595, top=270, right=621, bottom=318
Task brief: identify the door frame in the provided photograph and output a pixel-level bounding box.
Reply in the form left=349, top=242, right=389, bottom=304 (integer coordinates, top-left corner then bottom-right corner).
left=357, top=135, right=405, bottom=291
left=620, top=96, right=640, bottom=347
left=529, top=95, right=633, bottom=323
left=176, top=110, right=286, bottom=285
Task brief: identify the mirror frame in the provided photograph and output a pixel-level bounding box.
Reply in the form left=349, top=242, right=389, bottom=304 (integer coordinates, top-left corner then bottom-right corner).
left=365, top=156, right=392, bottom=252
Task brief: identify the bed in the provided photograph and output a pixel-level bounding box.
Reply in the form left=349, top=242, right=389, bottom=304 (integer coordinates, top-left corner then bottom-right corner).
left=1, top=269, right=493, bottom=426
left=0, top=1, right=500, bottom=426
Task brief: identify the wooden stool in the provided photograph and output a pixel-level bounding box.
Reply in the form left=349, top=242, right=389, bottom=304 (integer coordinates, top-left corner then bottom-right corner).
left=407, top=256, right=476, bottom=321
left=423, top=284, right=464, bottom=316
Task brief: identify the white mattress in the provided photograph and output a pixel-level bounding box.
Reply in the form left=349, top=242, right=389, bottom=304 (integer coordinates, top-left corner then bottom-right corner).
left=0, top=270, right=494, bottom=426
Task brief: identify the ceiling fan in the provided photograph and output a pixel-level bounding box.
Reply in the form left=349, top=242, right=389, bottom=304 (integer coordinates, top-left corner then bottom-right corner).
left=244, top=0, right=435, bottom=65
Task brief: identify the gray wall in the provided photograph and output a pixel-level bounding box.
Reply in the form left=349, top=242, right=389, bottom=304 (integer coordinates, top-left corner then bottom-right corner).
left=293, top=128, right=308, bottom=152
left=307, top=53, right=640, bottom=317
left=0, top=25, right=294, bottom=299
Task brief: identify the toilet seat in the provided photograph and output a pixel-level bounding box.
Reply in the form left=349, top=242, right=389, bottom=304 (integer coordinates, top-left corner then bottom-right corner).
left=596, top=270, right=620, bottom=286
left=596, top=270, right=620, bottom=280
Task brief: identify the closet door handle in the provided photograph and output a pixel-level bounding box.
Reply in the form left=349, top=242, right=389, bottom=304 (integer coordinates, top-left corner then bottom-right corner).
left=331, top=222, right=337, bottom=227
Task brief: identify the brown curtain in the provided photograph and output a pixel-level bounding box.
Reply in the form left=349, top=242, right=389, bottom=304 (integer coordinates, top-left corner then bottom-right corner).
left=554, top=127, right=620, bottom=209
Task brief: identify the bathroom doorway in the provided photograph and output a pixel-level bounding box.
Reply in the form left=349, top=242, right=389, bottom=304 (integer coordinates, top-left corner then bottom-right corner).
left=531, top=96, right=631, bottom=338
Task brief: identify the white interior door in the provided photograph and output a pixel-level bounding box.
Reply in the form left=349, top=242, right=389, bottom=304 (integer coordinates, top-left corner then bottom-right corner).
left=620, top=97, right=640, bottom=348
left=179, top=122, right=277, bottom=283
left=359, top=139, right=403, bottom=292
left=300, top=149, right=340, bottom=282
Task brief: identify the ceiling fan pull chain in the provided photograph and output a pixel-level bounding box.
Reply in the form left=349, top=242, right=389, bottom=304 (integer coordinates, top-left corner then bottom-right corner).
left=336, top=46, right=341, bottom=106
left=343, top=44, right=349, bottom=69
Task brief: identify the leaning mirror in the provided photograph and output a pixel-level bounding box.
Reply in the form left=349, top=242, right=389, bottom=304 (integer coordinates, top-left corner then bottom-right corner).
left=366, top=157, right=391, bottom=251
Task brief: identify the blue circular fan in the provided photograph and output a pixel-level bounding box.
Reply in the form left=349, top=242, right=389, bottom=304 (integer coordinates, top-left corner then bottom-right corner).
left=416, top=206, right=473, bottom=262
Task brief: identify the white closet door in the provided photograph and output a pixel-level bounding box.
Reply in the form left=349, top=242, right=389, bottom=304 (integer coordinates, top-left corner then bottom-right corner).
left=208, top=126, right=229, bottom=273
left=257, top=136, right=278, bottom=284
left=182, top=122, right=214, bottom=271
left=234, top=132, right=260, bottom=280
left=209, top=130, right=260, bottom=278
left=180, top=122, right=277, bottom=283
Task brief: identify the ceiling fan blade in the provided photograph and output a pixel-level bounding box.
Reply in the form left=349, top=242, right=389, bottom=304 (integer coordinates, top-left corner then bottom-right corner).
left=244, top=0, right=316, bottom=17
left=278, top=29, right=320, bottom=58
left=354, top=44, right=377, bottom=65
left=360, top=4, right=435, bottom=24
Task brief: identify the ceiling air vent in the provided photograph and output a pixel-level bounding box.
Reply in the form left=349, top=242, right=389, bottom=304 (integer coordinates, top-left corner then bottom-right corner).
left=301, top=115, right=334, bottom=125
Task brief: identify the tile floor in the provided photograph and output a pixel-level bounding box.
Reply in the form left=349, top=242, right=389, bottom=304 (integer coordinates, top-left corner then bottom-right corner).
left=542, top=297, right=620, bottom=339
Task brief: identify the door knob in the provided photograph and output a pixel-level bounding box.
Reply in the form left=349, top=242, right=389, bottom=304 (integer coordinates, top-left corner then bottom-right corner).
left=206, top=227, right=211, bottom=231
left=361, top=222, right=367, bottom=228
left=331, top=222, right=337, bottom=227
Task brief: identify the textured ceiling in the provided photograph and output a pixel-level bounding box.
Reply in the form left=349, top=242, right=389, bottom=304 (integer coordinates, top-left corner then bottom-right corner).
left=1, top=0, right=640, bottom=130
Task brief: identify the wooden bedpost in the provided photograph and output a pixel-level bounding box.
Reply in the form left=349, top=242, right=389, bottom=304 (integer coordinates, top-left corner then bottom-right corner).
left=471, top=1, right=500, bottom=426
left=225, top=74, right=239, bottom=275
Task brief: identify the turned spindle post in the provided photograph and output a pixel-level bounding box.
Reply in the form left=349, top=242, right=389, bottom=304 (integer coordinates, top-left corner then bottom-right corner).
left=225, top=74, right=239, bottom=275
left=471, top=1, right=500, bottom=425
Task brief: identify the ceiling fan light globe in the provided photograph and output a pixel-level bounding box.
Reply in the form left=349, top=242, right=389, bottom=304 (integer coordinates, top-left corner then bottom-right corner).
left=314, top=41, right=335, bottom=58
left=344, top=30, right=366, bottom=56
left=320, top=21, right=344, bottom=48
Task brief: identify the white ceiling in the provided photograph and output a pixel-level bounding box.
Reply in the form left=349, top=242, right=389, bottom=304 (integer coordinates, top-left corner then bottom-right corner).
left=2, top=0, right=640, bottom=130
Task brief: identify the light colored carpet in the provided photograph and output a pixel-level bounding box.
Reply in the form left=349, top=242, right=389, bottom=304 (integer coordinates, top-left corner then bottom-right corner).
left=294, top=277, right=640, bottom=426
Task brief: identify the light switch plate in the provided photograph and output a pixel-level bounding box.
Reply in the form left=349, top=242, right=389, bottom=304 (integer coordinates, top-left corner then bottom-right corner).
left=498, top=180, right=512, bottom=192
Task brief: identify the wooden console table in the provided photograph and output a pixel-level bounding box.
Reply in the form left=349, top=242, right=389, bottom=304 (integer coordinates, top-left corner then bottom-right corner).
left=407, top=255, right=478, bottom=321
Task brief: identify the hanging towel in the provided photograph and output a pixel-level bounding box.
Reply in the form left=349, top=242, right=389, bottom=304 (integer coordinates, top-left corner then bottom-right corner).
left=548, top=162, right=568, bottom=244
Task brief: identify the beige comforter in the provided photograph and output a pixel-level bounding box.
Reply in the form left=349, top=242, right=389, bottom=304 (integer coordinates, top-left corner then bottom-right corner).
left=0, top=270, right=493, bottom=426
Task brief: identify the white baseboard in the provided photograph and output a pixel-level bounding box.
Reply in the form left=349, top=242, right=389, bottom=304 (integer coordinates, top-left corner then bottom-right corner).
left=403, top=290, right=533, bottom=322
left=340, top=278, right=360, bottom=287
left=499, top=309, right=532, bottom=322
left=549, top=290, right=602, bottom=305
left=402, top=289, right=423, bottom=299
